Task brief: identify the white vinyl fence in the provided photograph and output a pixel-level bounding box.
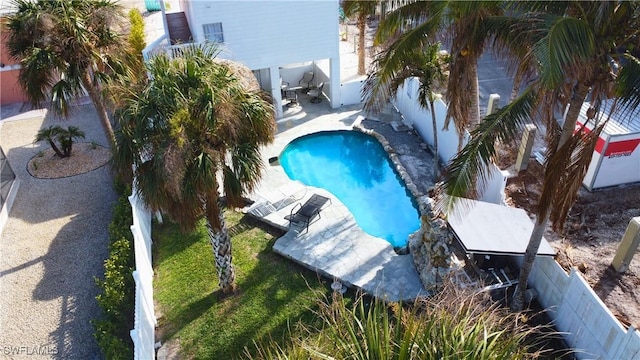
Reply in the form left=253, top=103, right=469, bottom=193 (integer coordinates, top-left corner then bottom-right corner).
left=392, top=77, right=507, bottom=204
left=128, top=191, right=156, bottom=360
left=340, top=78, right=364, bottom=106
left=529, top=257, right=640, bottom=359
left=0, top=145, right=19, bottom=236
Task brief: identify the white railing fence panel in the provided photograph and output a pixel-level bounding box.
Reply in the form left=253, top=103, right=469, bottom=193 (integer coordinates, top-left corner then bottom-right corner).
left=128, top=191, right=156, bottom=359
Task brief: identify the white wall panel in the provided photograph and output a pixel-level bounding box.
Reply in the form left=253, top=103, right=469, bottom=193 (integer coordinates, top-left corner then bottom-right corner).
left=184, top=0, right=339, bottom=70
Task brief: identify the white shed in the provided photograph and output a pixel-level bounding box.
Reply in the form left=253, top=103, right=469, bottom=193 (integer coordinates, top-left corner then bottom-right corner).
left=577, top=100, right=640, bottom=191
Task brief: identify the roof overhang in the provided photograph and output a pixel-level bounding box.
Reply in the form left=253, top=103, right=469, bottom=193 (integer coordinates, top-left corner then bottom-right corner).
left=446, top=197, right=556, bottom=257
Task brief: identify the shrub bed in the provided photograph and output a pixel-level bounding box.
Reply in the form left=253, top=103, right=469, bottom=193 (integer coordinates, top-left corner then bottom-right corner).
left=93, top=182, right=135, bottom=359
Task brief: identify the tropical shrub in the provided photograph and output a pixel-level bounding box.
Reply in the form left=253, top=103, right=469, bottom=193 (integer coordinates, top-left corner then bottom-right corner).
left=250, top=285, right=559, bottom=359
left=93, top=183, right=135, bottom=360
left=34, top=125, right=85, bottom=157
left=127, top=9, right=146, bottom=75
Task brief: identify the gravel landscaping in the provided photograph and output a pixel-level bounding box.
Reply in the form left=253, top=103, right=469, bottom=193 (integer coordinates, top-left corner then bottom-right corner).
left=0, top=104, right=117, bottom=359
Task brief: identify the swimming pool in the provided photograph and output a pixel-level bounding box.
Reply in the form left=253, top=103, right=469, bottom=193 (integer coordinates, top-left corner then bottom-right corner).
left=279, top=131, right=420, bottom=248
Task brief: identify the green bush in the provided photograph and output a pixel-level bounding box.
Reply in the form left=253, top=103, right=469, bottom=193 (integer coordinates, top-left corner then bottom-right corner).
left=93, top=182, right=135, bottom=359
left=128, top=9, right=146, bottom=76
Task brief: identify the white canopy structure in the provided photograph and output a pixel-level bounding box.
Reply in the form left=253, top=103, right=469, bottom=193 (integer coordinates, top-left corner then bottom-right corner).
left=447, top=197, right=556, bottom=257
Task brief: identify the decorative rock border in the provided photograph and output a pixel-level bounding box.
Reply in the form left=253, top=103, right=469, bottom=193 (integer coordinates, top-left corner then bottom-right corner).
left=353, top=124, right=426, bottom=211
left=354, top=122, right=457, bottom=291
left=27, top=142, right=111, bottom=179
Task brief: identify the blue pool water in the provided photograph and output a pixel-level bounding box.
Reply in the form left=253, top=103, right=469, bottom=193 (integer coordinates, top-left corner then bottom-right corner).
left=279, top=131, right=420, bottom=248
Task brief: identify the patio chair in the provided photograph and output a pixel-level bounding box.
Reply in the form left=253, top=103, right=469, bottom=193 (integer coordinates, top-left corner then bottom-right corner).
left=280, top=77, right=289, bottom=97
left=280, top=77, right=289, bottom=90
left=247, top=181, right=307, bottom=217
left=285, top=194, right=332, bottom=233
left=284, top=89, right=298, bottom=107
left=308, top=82, right=324, bottom=103
left=298, top=72, right=314, bottom=91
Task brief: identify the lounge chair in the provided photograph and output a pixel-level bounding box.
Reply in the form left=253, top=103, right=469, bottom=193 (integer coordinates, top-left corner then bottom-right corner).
left=247, top=181, right=307, bottom=217
left=286, top=194, right=332, bottom=233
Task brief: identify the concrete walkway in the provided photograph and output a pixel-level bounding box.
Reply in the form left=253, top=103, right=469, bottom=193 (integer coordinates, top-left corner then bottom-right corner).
left=245, top=99, right=430, bottom=302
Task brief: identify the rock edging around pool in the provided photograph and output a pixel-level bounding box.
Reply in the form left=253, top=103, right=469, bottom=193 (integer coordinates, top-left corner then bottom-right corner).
left=353, top=124, right=426, bottom=210
left=353, top=123, right=457, bottom=291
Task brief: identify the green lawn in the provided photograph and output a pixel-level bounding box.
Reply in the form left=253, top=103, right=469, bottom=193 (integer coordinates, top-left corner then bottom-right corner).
left=153, top=210, right=331, bottom=359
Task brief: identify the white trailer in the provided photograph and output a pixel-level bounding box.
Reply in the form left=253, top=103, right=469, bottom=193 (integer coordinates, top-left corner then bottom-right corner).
left=577, top=100, right=640, bottom=191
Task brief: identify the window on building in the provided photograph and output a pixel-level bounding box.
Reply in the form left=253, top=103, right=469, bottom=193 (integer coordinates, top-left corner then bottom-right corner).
left=203, top=22, right=224, bottom=43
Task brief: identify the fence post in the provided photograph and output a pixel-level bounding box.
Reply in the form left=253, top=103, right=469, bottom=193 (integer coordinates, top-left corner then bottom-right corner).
left=514, top=124, right=537, bottom=172
left=612, top=217, right=640, bottom=273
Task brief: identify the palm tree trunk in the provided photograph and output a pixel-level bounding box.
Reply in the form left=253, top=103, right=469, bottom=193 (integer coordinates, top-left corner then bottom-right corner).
left=80, top=70, right=115, bottom=145
left=205, top=207, right=237, bottom=294
left=511, top=213, right=549, bottom=311
left=511, top=81, right=591, bottom=311
left=358, top=13, right=366, bottom=75
left=510, top=71, right=523, bottom=103
left=48, top=140, right=65, bottom=158
left=468, top=62, right=480, bottom=128
left=558, top=82, right=591, bottom=147
left=429, top=98, right=439, bottom=178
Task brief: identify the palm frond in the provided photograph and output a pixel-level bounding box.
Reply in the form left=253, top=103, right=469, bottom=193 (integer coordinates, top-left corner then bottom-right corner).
left=229, top=143, right=264, bottom=197
left=222, top=165, right=244, bottom=209
left=540, top=122, right=605, bottom=230
left=533, top=15, right=595, bottom=88
left=436, top=88, right=537, bottom=214
left=374, top=0, right=447, bottom=46
left=615, top=53, right=640, bottom=116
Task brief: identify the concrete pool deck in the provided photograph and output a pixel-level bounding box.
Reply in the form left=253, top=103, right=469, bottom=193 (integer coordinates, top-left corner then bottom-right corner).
left=244, top=98, right=433, bottom=302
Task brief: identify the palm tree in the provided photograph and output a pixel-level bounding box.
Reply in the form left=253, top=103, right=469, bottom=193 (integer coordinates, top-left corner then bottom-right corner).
left=34, top=125, right=85, bottom=157
left=342, top=0, right=379, bottom=75
left=363, top=42, right=449, bottom=177
left=35, top=126, right=65, bottom=158
left=112, top=44, right=276, bottom=294
left=5, top=0, right=126, bottom=143
left=374, top=1, right=507, bottom=142
left=59, top=126, right=86, bottom=157
left=438, top=1, right=640, bottom=311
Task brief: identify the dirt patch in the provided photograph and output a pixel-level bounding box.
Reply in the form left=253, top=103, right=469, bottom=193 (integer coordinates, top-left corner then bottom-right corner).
left=27, top=142, right=111, bottom=179
left=503, top=159, right=640, bottom=329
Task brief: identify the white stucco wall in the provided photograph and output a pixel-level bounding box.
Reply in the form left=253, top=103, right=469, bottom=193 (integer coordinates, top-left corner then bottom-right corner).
left=183, top=0, right=340, bottom=71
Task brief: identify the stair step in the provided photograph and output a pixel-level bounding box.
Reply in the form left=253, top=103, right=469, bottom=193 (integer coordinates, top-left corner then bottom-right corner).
left=165, top=12, right=193, bottom=45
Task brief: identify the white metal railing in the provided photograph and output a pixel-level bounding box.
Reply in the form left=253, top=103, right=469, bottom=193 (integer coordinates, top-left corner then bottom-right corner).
left=128, top=191, right=156, bottom=360
left=142, top=35, right=171, bottom=62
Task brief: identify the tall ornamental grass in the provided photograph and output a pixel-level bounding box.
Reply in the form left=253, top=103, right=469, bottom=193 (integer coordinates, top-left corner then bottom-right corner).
left=250, top=284, right=561, bottom=359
